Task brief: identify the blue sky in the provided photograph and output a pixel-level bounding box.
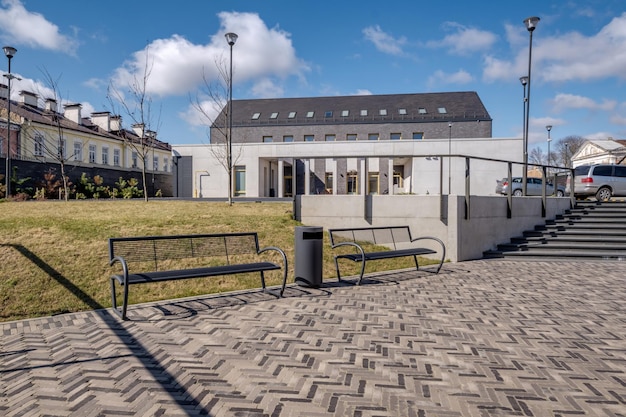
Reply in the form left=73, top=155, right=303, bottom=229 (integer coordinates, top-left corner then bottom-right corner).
left=1, top=0, right=626, bottom=154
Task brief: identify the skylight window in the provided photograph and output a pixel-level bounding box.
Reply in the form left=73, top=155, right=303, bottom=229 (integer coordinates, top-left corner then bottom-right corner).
left=398, top=108, right=407, bottom=115
left=288, top=111, right=296, bottom=118
left=379, top=109, right=387, bottom=116
left=252, top=112, right=261, bottom=120
left=438, top=107, right=447, bottom=114
left=360, top=109, right=368, bottom=116
left=418, top=108, right=427, bottom=114
left=325, top=111, right=333, bottom=118
left=341, top=110, right=349, bottom=117
left=306, top=111, right=315, bottom=118
left=270, top=112, right=279, bottom=119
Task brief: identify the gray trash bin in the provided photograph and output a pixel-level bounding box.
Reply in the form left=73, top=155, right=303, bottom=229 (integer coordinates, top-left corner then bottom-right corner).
left=294, top=226, right=323, bottom=288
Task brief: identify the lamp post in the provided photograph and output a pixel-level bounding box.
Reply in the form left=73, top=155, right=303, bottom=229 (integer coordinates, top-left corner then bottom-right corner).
left=520, top=76, right=528, bottom=194
left=448, top=122, right=452, bottom=194
left=522, top=16, right=540, bottom=196
left=225, top=32, right=238, bottom=206
left=546, top=125, right=552, bottom=166
left=3, top=45, right=16, bottom=198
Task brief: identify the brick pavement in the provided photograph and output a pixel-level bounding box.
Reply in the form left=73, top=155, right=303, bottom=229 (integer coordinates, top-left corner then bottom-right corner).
left=1, top=259, right=625, bottom=416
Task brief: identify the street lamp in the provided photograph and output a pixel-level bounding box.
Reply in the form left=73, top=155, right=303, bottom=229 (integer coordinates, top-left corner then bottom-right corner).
left=3, top=45, right=16, bottom=198
left=522, top=16, right=540, bottom=196
left=225, top=32, right=237, bottom=205
left=448, top=122, right=452, bottom=194
left=546, top=125, right=552, bottom=166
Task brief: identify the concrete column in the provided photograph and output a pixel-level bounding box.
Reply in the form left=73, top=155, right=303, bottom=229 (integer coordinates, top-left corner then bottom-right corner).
left=332, top=159, right=338, bottom=194
left=388, top=158, right=394, bottom=195
left=359, top=158, right=368, bottom=195
left=277, top=159, right=284, bottom=198
left=304, top=159, right=311, bottom=195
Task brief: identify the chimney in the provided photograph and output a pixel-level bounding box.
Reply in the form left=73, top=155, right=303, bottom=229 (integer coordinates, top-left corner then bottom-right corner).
left=63, top=103, right=82, bottom=124
left=110, top=115, right=122, bottom=131
left=19, top=90, right=38, bottom=107
left=91, top=111, right=111, bottom=131
left=131, top=123, right=144, bottom=137
left=0, top=84, right=7, bottom=99
left=45, top=98, right=58, bottom=113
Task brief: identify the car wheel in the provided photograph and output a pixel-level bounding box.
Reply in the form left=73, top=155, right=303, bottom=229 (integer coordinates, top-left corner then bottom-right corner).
left=513, top=189, right=523, bottom=196
left=556, top=190, right=564, bottom=197
left=596, top=187, right=612, bottom=201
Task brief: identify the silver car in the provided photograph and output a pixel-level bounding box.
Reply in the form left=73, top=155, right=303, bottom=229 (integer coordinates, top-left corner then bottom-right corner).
left=569, top=164, right=626, bottom=201
left=498, top=177, right=565, bottom=197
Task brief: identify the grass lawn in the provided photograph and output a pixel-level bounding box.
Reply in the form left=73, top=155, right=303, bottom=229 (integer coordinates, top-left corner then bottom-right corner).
left=0, top=200, right=439, bottom=322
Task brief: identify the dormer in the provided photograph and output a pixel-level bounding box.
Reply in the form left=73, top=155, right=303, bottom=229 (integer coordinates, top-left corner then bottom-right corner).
left=91, top=111, right=111, bottom=131
left=19, top=90, right=38, bottom=107
left=63, top=103, right=82, bottom=124
left=45, top=98, right=58, bottom=113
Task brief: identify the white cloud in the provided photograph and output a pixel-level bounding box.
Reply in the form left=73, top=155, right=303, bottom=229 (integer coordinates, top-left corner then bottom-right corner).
left=0, top=0, right=78, bottom=54
left=428, top=69, right=473, bottom=87
left=353, top=89, right=373, bottom=96
left=112, top=12, right=309, bottom=98
left=551, top=93, right=617, bottom=112
left=250, top=78, right=284, bottom=97
left=362, top=25, right=407, bottom=56
left=427, top=22, right=497, bottom=55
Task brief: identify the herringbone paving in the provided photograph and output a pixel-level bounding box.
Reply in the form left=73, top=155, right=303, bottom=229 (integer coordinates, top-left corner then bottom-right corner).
left=1, top=259, right=625, bottom=416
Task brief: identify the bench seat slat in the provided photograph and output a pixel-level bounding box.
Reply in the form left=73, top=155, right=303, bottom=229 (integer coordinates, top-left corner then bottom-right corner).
left=113, top=262, right=281, bottom=285
left=336, top=247, right=436, bottom=262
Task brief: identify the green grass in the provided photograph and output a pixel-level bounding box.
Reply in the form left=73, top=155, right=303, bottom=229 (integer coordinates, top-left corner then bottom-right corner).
left=0, top=200, right=438, bottom=322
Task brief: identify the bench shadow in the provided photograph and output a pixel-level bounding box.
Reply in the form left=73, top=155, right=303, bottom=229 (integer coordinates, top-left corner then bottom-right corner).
left=1, top=243, right=214, bottom=416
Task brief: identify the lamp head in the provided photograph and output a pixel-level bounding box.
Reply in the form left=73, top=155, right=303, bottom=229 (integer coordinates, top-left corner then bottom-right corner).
left=546, top=125, right=552, bottom=132
left=3, top=46, right=16, bottom=59
left=519, top=76, right=529, bottom=86
left=225, top=32, right=238, bottom=46
left=523, top=16, right=540, bottom=32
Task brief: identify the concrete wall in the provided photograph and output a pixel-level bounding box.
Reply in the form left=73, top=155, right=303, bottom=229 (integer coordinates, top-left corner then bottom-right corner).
left=296, top=194, right=572, bottom=262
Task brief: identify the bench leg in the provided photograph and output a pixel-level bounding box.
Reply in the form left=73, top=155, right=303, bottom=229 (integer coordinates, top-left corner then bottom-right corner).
left=413, top=255, right=420, bottom=272
left=356, top=260, right=366, bottom=285
left=110, top=278, right=130, bottom=320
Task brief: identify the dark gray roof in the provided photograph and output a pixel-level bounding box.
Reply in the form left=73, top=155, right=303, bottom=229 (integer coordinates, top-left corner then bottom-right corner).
left=227, top=91, right=491, bottom=127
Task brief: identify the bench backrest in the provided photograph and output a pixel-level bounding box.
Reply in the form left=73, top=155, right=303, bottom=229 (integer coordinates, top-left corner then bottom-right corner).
left=109, top=232, right=261, bottom=270
left=328, top=226, right=412, bottom=250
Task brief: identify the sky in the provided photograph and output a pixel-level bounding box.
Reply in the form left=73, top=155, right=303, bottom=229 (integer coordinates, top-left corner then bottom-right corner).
left=1, top=0, right=626, bottom=155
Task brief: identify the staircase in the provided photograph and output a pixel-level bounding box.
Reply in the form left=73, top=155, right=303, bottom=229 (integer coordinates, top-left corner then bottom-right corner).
left=483, top=201, right=626, bottom=260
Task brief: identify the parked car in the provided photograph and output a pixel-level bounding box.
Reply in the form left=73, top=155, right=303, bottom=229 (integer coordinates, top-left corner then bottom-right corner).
left=497, top=177, right=566, bottom=197
left=567, top=164, right=626, bottom=201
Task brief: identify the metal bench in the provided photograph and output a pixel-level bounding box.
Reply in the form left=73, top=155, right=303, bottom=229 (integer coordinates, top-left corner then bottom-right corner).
left=328, top=226, right=445, bottom=285
left=108, top=232, right=288, bottom=320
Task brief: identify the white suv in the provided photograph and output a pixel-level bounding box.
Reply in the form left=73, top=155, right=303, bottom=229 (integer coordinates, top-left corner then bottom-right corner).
left=570, top=164, right=626, bottom=201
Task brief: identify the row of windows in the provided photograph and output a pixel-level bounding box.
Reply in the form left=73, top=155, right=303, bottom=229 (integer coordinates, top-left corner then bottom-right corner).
left=33, top=135, right=169, bottom=172
left=261, top=132, right=425, bottom=143
left=251, top=107, right=447, bottom=120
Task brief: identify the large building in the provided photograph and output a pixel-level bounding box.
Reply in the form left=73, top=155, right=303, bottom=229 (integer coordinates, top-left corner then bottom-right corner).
left=173, top=92, right=523, bottom=198
left=0, top=84, right=173, bottom=197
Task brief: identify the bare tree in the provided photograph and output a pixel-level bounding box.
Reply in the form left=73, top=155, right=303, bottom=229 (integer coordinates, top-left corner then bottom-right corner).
left=107, top=49, right=160, bottom=202
left=529, top=146, right=546, bottom=165
left=190, top=55, right=242, bottom=205
left=554, top=135, right=585, bottom=168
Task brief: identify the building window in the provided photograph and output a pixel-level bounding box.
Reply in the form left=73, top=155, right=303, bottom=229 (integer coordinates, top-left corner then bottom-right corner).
left=379, top=109, right=387, bottom=116
left=398, top=108, right=407, bottom=115
left=418, top=108, right=427, bottom=114
left=102, top=147, right=109, bottom=165
left=304, top=135, right=314, bottom=142
left=88, top=144, right=96, bottom=163
left=163, top=157, right=169, bottom=172
left=153, top=156, right=159, bottom=171
left=324, top=111, right=333, bottom=118
left=234, top=165, right=246, bottom=196
left=113, top=149, right=120, bottom=166
left=325, top=172, right=333, bottom=194
left=368, top=133, right=379, bottom=141
left=34, top=134, right=44, bottom=157
left=360, top=109, right=368, bottom=116
left=325, top=134, right=335, bottom=142
left=283, top=135, right=293, bottom=142
left=347, top=170, right=358, bottom=194
left=263, top=136, right=273, bottom=143
left=393, top=165, right=404, bottom=189
left=306, top=111, right=314, bottom=118
left=346, top=134, right=357, bottom=141
left=390, top=133, right=401, bottom=140
left=73, top=141, right=82, bottom=161
left=368, top=172, right=380, bottom=195
left=288, top=111, right=296, bottom=118
left=438, top=107, right=447, bottom=114
left=131, top=151, right=138, bottom=168
left=270, top=112, right=279, bottom=119
left=412, top=132, right=424, bottom=140
left=252, top=112, right=261, bottom=120
left=341, top=110, right=349, bottom=117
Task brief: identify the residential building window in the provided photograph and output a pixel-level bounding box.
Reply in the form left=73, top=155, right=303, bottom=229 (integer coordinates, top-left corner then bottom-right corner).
left=438, top=107, right=447, bottom=114
left=390, top=133, right=401, bottom=140
left=252, top=112, right=261, bottom=120
left=398, top=108, right=407, bottom=115
left=379, top=109, right=387, bottom=116
left=325, top=134, right=335, bottom=142
left=360, top=109, right=368, bottom=116
left=324, top=111, right=333, bottom=118
left=283, top=135, right=294, bottom=142
left=234, top=165, right=246, bottom=196
left=347, top=170, right=358, bottom=194
left=270, top=112, right=279, bottom=119
left=368, top=133, right=379, bottom=141
left=393, top=165, right=404, bottom=188
left=325, top=172, right=333, bottom=194
left=73, top=141, right=82, bottom=161
left=418, top=108, right=427, bottom=114
left=368, top=172, right=380, bottom=195
left=306, top=111, right=314, bottom=118
left=34, top=134, right=44, bottom=157
left=346, top=134, right=357, bottom=141
left=89, top=144, right=96, bottom=163
left=304, top=135, right=314, bottom=142
left=113, top=149, right=121, bottom=166
left=288, top=111, right=296, bottom=118
left=412, top=132, right=424, bottom=140
left=263, top=136, right=273, bottom=143
left=153, top=156, right=159, bottom=171
left=163, top=157, right=169, bottom=172
left=132, top=151, right=138, bottom=168
left=102, top=147, right=109, bottom=165
left=341, top=110, right=349, bottom=117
